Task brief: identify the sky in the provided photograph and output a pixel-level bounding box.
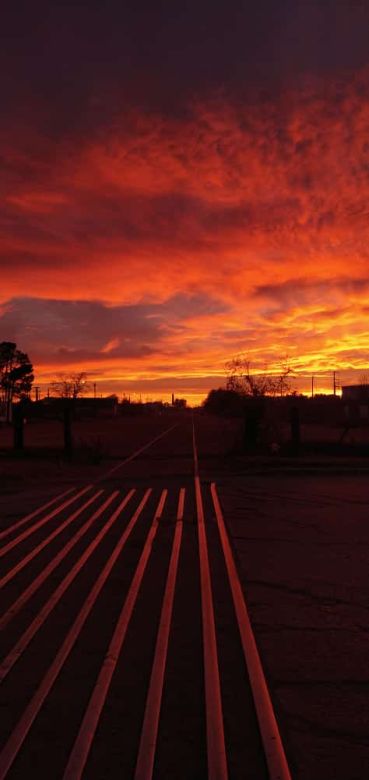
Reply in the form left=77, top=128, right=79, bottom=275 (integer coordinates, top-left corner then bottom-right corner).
left=2, top=0, right=369, bottom=403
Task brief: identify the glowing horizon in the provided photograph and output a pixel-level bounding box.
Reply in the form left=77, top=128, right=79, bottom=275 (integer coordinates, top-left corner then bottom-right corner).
left=2, top=12, right=369, bottom=399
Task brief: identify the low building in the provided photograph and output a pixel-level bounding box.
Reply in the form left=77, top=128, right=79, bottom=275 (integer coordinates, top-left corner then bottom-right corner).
left=37, top=396, right=118, bottom=418
left=342, top=385, right=369, bottom=402
left=342, top=385, right=369, bottom=422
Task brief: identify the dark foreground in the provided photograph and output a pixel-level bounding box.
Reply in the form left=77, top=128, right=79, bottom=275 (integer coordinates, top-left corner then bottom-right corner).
left=1, top=414, right=369, bottom=779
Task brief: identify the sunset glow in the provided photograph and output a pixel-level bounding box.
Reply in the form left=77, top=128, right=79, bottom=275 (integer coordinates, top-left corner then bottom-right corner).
left=2, top=3, right=369, bottom=401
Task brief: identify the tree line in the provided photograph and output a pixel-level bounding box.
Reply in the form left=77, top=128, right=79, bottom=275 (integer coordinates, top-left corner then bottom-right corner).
left=0, top=341, right=93, bottom=422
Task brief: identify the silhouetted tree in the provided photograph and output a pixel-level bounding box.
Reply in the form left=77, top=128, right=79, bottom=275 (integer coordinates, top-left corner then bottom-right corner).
left=0, top=342, right=34, bottom=422
left=51, top=372, right=91, bottom=399
left=202, top=388, right=244, bottom=416
left=224, top=354, right=293, bottom=452
left=50, top=372, right=91, bottom=459
left=225, top=355, right=292, bottom=397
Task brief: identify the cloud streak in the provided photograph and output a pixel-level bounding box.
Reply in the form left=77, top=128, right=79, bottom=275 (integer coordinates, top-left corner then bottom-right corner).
left=0, top=293, right=228, bottom=368
left=2, top=69, right=369, bottom=394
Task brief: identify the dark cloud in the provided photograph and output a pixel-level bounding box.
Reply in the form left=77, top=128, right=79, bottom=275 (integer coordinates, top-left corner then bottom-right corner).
left=254, top=277, right=369, bottom=307
left=2, top=0, right=369, bottom=128
left=0, top=293, right=228, bottom=364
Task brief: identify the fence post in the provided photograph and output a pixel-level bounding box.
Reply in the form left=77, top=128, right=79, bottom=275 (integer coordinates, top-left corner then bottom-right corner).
left=289, top=404, right=301, bottom=455
left=13, top=404, right=24, bottom=451
left=63, top=401, right=73, bottom=459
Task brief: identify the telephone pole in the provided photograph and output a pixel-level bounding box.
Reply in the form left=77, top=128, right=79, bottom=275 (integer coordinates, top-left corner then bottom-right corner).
left=311, top=375, right=314, bottom=398
left=333, top=371, right=337, bottom=396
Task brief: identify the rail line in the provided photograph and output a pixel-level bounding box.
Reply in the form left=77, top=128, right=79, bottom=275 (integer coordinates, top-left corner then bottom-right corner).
left=63, top=490, right=167, bottom=779
left=0, top=486, right=75, bottom=542
left=193, top=421, right=228, bottom=780
left=0, top=490, right=137, bottom=686
left=0, top=489, right=100, bottom=590
left=0, top=490, right=152, bottom=777
left=0, top=485, right=92, bottom=558
left=0, top=421, right=176, bottom=543
left=97, top=423, right=178, bottom=480
left=134, top=488, right=185, bottom=780
left=0, top=419, right=291, bottom=778
left=211, top=482, right=292, bottom=780
left=0, top=491, right=118, bottom=630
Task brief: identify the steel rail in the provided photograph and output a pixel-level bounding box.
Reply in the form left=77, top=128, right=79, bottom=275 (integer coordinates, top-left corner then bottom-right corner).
left=0, top=490, right=151, bottom=779
left=62, top=490, right=167, bottom=779
left=134, top=487, right=185, bottom=780
left=0, top=487, right=75, bottom=542
left=0, top=490, right=101, bottom=590
left=0, top=491, right=119, bottom=629
left=210, top=483, right=292, bottom=780
left=0, top=490, right=135, bottom=684
left=0, top=486, right=92, bottom=558
left=0, top=420, right=176, bottom=548
left=192, top=420, right=228, bottom=780
left=98, top=425, right=178, bottom=480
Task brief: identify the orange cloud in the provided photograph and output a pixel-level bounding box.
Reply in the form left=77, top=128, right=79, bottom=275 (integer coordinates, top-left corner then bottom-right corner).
left=2, top=70, right=369, bottom=396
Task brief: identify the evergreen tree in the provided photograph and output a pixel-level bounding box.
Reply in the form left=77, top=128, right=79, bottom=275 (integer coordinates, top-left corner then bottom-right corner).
left=0, top=342, right=34, bottom=421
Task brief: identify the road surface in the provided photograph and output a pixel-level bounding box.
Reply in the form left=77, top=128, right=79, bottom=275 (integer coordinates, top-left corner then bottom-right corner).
left=2, top=414, right=369, bottom=779
left=0, top=417, right=290, bottom=779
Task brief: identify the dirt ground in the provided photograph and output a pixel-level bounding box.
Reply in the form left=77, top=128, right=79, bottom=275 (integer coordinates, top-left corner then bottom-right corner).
left=0, top=414, right=179, bottom=458
left=0, top=415, right=182, bottom=505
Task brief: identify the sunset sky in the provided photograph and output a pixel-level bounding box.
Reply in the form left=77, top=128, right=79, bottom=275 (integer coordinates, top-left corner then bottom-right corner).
left=2, top=1, right=369, bottom=403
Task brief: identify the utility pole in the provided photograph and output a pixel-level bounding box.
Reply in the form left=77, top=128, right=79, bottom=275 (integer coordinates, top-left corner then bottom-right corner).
left=333, top=371, right=337, bottom=396
left=311, top=375, right=314, bottom=398
left=34, top=386, right=40, bottom=402
left=93, top=382, right=96, bottom=399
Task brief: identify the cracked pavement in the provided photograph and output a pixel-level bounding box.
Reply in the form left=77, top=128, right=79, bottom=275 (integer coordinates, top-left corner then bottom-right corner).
left=215, top=473, right=369, bottom=780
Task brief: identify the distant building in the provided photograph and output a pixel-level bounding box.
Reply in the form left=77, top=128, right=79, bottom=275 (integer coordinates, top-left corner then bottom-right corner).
left=342, top=385, right=369, bottom=422
left=39, top=396, right=118, bottom=417
left=172, top=398, right=187, bottom=409
left=144, top=401, right=165, bottom=415
left=342, top=385, right=369, bottom=402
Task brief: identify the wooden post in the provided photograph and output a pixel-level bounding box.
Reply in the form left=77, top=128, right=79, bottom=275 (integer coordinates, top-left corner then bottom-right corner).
left=63, top=402, right=73, bottom=459
left=13, top=405, right=24, bottom=451
left=244, top=397, right=264, bottom=452
left=289, top=404, right=300, bottom=455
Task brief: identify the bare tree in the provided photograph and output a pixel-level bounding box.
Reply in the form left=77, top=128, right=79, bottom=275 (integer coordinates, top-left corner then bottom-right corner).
left=277, top=357, right=294, bottom=397
left=225, top=354, right=293, bottom=397
left=51, top=372, right=91, bottom=399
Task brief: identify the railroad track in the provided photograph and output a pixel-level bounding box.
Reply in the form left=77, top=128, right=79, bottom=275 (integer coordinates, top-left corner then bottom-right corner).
left=0, top=422, right=291, bottom=779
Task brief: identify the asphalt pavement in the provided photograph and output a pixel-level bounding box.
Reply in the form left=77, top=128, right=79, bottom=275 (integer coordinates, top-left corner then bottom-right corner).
left=1, top=415, right=369, bottom=779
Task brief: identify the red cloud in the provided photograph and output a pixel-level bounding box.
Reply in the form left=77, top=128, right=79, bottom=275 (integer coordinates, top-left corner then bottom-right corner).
left=2, top=70, right=369, bottom=394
